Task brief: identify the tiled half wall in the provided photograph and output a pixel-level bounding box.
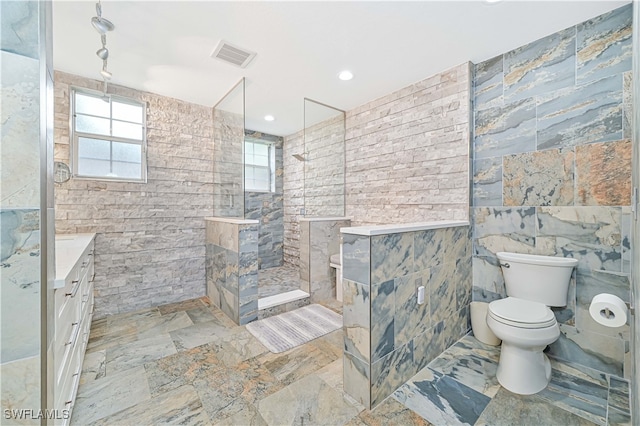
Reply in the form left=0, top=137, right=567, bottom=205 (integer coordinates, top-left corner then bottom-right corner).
left=205, top=218, right=259, bottom=325
left=341, top=224, right=472, bottom=408
left=472, top=4, right=633, bottom=379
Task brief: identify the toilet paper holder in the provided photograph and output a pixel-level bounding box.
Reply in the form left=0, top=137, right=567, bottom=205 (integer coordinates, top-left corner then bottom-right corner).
left=603, top=302, right=635, bottom=317
left=599, top=302, right=634, bottom=319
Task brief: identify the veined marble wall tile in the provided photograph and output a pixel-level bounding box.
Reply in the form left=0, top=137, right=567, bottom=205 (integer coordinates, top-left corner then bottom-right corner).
left=621, top=207, right=631, bottom=274
left=1, top=209, right=40, bottom=363
left=371, top=280, right=395, bottom=362
left=446, top=226, right=471, bottom=264
left=455, top=255, right=473, bottom=311
left=575, top=140, right=632, bottom=206
left=343, top=279, right=370, bottom=363
left=299, top=220, right=310, bottom=284
left=474, top=98, right=536, bottom=159
left=576, top=4, right=632, bottom=85
left=0, top=355, right=40, bottom=423
left=238, top=248, right=258, bottom=325
left=371, top=341, right=414, bottom=407
left=575, top=269, right=629, bottom=339
left=503, top=27, right=575, bottom=102
left=308, top=220, right=350, bottom=302
left=471, top=257, right=505, bottom=301
left=412, top=321, right=444, bottom=373
left=622, top=72, right=632, bottom=139
left=473, top=207, right=536, bottom=258
left=1, top=51, right=40, bottom=208
left=474, top=55, right=503, bottom=110
left=443, top=306, right=470, bottom=349
left=343, top=351, right=370, bottom=408
left=473, top=157, right=502, bottom=207
left=551, top=271, right=576, bottom=326
left=503, top=148, right=575, bottom=207
left=342, top=234, right=370, bottom=285
left=536, top=206, right=622, bottom=272
left=395, top=272, right=431, bottom=350
left=0, top=2, right=39, bottom=59
left=414, top=229, right=443, bottom=271
left=429, top=264, right=457, bottom=325
left=537, top=74, right=623, bottom=150
left=547, top=324, right=625, bottom=377
left=238, top=225, right=258, bottom=253
left=371, top=232, right=413, bottom=283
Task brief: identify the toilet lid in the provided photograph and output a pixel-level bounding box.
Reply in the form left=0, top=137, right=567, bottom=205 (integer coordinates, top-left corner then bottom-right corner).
left=488, top=297, right=556, bottom=329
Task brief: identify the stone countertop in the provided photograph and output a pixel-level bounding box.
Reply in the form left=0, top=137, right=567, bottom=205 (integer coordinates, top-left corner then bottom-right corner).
left=204, top=217, right=259, bottom=225
left=55, top=233, right=96, bottom=289
left=340, top=220, right=469, bottom=236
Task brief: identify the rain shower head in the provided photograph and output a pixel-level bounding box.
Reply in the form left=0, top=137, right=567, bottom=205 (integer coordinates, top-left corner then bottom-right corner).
left=292, top=154, right=306, bottom=162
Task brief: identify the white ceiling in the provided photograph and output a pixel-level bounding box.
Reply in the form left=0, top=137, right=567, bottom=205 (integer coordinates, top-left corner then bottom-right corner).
left=53, top=0, right=629, bottom=136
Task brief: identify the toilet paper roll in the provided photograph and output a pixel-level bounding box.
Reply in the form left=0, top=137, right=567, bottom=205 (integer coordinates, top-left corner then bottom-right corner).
left=589, top=293, right=628, bottom=328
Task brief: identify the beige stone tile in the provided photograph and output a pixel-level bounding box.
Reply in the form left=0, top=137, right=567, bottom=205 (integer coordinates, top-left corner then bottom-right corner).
left=576, top=139, right=632, bottom=206
left=72, top=366, right=151, bottom=424
left=106, top=333, right=177, bottom=374
left=92, top=384, right=210, bottom=425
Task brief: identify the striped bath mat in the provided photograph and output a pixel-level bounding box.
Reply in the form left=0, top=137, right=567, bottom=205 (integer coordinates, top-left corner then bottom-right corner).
left=246, top=304, right=342, bottom=353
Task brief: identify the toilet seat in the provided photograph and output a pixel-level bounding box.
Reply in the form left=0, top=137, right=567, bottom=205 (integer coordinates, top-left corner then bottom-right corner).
left=488, top=297, right=556, bottom=329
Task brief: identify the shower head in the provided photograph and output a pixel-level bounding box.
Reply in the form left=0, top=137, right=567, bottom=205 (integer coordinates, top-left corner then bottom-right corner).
left=292, top=154, right=306, bottom=162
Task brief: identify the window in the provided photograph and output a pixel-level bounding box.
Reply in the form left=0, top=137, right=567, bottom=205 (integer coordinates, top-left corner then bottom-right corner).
left=244, top=139, right=274, bottom=192
left=71, top=88, right=147, bottom=182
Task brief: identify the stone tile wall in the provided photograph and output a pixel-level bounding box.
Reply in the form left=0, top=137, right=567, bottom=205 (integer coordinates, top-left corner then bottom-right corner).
left=205, top=219, right=258, bottom=325
left=342, top=225, right=472, bottom=408
left=244, top=131, right=284, bottom=270
left=472, top=4, right=633, bottom=379
left=284, top=63, right=472, bottom=265
left=299, top=218, right=350, bottom=302
left=54, top=72, right=214, bottom=318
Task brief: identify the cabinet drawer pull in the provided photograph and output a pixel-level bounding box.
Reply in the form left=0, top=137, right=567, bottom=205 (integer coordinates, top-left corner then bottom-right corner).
left=65, top=323, right=80, bottom=346
left=66, top=280, right=80, bottom=297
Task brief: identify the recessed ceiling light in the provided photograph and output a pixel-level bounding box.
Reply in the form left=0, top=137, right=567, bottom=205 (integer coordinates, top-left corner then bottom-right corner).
left=485, top=0, right=503, bottom=4
left=264, top=115, right=275, bottom=122
left=338, top=70, right=354, bottom=81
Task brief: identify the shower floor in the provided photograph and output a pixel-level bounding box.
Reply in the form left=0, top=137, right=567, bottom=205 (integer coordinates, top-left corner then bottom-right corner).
left=258, top=264, right=304, bottom=298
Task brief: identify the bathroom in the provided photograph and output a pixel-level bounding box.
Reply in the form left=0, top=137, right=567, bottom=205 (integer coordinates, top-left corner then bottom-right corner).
left=0, top=1, right=638, bottom=425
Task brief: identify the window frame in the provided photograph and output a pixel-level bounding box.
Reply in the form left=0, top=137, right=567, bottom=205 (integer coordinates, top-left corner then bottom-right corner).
left=70, top=87, right=148, bottom=183
left=244, top=139, right=275, bottom=193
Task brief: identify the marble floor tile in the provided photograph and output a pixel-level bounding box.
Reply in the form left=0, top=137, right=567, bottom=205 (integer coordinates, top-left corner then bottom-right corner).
left=475, top=388, right=599, bottom=426
left=212, top=402, right=268, bottom=426
left=144, top=342, right=225, bottom=397
left=186, top=306, right=218, bottom=323
left=193, top=357, right=284, bottom=422
left=208, top=327, right=269, bottom=368
left=350, top=397, right=432, bottom=426
left=393, top=368, right=491, bottom=426
left=258, top=265, right=303, bottom=298
left=72, top=366, right=151, bottom=424
left=107, top=307, right=161, bottom=336
left=427, top=346, right=500, bottom=398
left=86, top=326, right=139, bottom=353
left=608, top=376, right=630, bottom=413
left=257, top=337, right=340, bottom=386
left=607, top=407, right=632, bottom=426
left=136, top=311, right=194, bottom=339
left=79, top=349, right=106, bottom=385
left=257, top=374, right=361, bottom=426
left=169, top=318, right=233, bottom=351
left=158, top=298, right=207, bottom=315
left=536, top=369, right=608, bottom=424
left=106, top=333, right=177, bottom=373
left=91, top=385, right=210, bottom=425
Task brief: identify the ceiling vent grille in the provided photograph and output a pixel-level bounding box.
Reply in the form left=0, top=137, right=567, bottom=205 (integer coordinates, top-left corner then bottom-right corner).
left=211, top=40, right=256, bottom=68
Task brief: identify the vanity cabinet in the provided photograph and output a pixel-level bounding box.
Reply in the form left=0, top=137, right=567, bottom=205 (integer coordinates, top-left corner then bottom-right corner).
left=53, top=234, right=96, bottom=424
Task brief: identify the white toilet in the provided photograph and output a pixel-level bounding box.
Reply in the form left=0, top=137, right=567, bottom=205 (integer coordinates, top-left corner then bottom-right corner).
left=486, top=251, right=578, bottom=395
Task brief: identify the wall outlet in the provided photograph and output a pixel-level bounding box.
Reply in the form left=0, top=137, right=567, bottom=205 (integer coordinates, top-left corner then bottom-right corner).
left=417, top=286, right=425, bottom=305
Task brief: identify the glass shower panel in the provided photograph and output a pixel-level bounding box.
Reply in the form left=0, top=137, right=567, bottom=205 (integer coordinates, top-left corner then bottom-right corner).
left=303, top=99, right=346, bottom=217
left=212, top=79, right=245, bottom=217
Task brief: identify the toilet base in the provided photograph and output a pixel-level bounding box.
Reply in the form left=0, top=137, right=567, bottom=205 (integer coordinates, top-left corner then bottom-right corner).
left=496, top=342, right=552, bottom=395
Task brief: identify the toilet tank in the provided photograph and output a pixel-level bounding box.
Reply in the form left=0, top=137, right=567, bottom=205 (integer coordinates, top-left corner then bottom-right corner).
left=497, top=252, right=578, bottom=307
